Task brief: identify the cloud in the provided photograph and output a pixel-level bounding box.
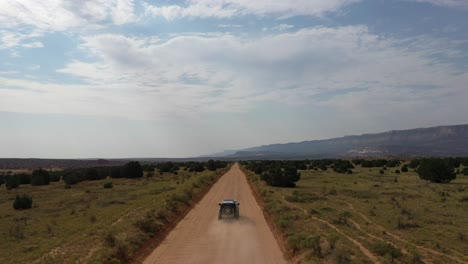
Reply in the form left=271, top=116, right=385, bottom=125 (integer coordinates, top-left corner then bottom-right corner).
left=22, top=41, right=44, bottom=48
left=2, top=25, right=467, bottom=123
left=218, top=24, right=243, bottom=28
left=409, top=0, right=468, bottom=9
left=0, top=0, right=137, bottom=32
left=144, top=0, right=361, bottom=20
left=0, top=30, right=43, bottom=52
left=271, top=24, right=295, bottom=31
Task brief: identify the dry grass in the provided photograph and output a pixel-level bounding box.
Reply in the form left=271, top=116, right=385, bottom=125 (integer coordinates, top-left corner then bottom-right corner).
left=0, top=168, right=227, bottom=264
left=244, top=164, right=468, bottom=264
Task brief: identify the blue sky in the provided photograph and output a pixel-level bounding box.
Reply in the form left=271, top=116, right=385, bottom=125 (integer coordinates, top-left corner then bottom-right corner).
left=1, top=0, right=468, bottom=158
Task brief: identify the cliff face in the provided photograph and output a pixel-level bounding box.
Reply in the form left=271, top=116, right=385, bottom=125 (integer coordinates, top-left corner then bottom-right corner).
left=233, top=124, right=468, bottom=158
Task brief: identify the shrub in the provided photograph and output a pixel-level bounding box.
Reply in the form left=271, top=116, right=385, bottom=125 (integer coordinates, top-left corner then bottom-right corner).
left=261, top=167, right=300, bottom=187
left=401, top=165, right=409, bottom=172
left=31, top=169, right=50, bottom=186
left=121, top=161, right=143, bottom=178
left=417, top=158, right=456, bottom=183
left=335, top=247, right=353, bottom=264
left=371, top=242, right=402, bottom=259
left=187, top=162, right=205, bottom=172
left=334, top=211, right=352, bottom=225
left=362, top=159, right=388, bottom=168
left=386, top=160, right=401, bottom=167
left=379, top=169, right=384, bottom=174
left=113, top=239, right=129, bottom=263
left=13, top=194, right=33, bottom=210
left=302, top=235, right=322, bottom=257
left=328, top=234, right=339, bottom=249
left=5, top=175, right=20, bottom=190
left=110, top=166, right=122, bottom=178
left=462, top=168, right=468, bottom=176
left=333, top=160, right=354, bottom=174
left=86, top=168, right=101, bottom=181
left=206, top=159, right=228, bottom=171
left=49, top=171, right=63, bottom=182
left=134, top=212, right=163, bottom=234
left=103, top=182, right=113, bottom=189
left=286, top=234, right=302, bottom=252
left=17, top=173, right=31, bottom=184
left=156, top=162, right=177, bottom=174
left=63, top=171, right=81, bottom=185
left=395, top=170, right=400, bottom=174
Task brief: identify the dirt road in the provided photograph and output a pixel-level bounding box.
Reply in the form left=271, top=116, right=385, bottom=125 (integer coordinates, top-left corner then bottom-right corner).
left=143, top=163, right=287, bottom=264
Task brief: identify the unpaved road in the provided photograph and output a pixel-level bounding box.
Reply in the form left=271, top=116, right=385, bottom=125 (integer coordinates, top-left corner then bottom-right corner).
left=143, top=163, right=287, bottom=264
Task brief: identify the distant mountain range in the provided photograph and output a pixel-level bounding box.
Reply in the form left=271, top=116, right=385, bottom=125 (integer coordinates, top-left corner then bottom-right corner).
left=3, top=125, right=468, bottom=170
left=212, top=124, right=468, bottom=159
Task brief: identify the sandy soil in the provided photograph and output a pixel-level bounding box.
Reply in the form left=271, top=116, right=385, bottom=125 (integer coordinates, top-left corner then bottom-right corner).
left=143, top=163, right=287, bottom=264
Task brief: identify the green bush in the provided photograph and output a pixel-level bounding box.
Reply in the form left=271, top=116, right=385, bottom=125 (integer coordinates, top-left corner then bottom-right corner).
left=31, top=169, right=50, bottom=186
left=462, top=168, right=468, bottom=176
left=286, top=234, right=302, bottom=252
left=63, top=171, right=80, bottom=185
left=5, top=175, right=20, bottom=190
left=417, top=158, right=456, bottom=183
left=401, top=165, right=409, bottom=172
left=49, top=171, right=63, bottom=182
left=121, top=161, right=143, bottom=178
left=334, top=211, right=352, bottom=225
left=17, top=173, right=31, bottom=184
left=302, top=235, right=322, bottom=256
left=261, top=167, right=300, bottom=187
left=371, top=242, right=402, bottom=259
left=103, top=182, right=113, bottom=189
left=134, top=216, right=163, bottom=234
left=13, top=194, right=33, bottom=210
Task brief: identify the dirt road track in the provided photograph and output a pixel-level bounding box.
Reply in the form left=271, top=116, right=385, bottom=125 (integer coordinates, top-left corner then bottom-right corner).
left=143, top=163, right=287, bottom=264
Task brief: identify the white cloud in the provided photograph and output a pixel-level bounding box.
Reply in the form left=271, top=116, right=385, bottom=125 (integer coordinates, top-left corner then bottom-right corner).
left=218, top=24, right=243, bottom=28
left=410, top=0, right=468, bottom=9
left=0, top=31, right=21, bottom=49
left=0, top=0, right=137, bottom=32
left=2, top=26, right=467, bottom=123
left=144, top=0, right=361, bottom=20
left=0, top=30, right=43, bottom=52
left=22, top=41, right=44, bottom=48
left=111, top=0, right=137, bottom=24
left=272, top=24, right=295, bottom=31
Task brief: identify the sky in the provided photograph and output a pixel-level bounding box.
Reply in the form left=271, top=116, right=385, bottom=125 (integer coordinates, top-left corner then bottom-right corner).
left=1, top=0, right=468, bottom=158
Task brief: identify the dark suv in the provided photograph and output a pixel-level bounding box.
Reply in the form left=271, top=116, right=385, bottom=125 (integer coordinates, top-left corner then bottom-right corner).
left=218, top=199, right=240, bottom=219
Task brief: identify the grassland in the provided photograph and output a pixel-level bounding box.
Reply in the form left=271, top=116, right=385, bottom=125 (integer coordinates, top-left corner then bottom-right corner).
left=243, top=165, right=468, bottom=263
left=0, top=167, right=229, bottom=264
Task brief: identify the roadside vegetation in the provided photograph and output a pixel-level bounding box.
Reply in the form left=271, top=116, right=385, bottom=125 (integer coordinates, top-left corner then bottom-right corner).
left=0, top=160, right=229, bottom=264
left=242, top=158, right=468, bottom=264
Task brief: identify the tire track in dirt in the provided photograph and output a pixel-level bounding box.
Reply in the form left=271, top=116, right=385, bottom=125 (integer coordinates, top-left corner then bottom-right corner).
left=143, top=164, right=287, bottom=264
left=341, top=200, right=467, bottom=263
left=280, top=196, right=380, bottom=263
